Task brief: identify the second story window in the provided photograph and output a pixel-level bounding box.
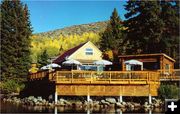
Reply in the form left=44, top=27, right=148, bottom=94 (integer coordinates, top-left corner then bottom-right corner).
left=85, top=48, right=93, bottom=55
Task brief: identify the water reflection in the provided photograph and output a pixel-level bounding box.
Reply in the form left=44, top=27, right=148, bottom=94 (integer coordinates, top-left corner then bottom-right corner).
left=149, top=109, right=152, bottom=114
left=1, top=100, right=164, bottom=114
left=53, top=106, right=157, bottom=114
left=54, top=107, right=57, bottom=114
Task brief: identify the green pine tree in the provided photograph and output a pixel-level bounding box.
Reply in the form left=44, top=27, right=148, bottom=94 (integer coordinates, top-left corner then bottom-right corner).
left=100, top=8, right=125, bottom=62
left=1, top=0, right=32, bottom=81
left=124, top=1, right=164, bottom=54
left=37, top=49, right=49, bottom=68
left=124, top=0, right=179, bottom=68
left=159, top=1, right=179, bottom=62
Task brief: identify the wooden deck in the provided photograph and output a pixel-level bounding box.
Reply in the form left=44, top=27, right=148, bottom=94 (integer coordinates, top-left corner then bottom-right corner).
left=28, top=69, right=179, bottom=97
left=29, top=69, right=180, bottom=82
left=53, top=71, right=159, bottom=84
left=158, top=69, right=180, bottom=81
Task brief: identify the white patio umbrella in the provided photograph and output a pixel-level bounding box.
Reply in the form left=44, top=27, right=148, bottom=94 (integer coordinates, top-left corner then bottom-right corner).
left=46, top=63, right=61, bottom=68
left=41, top=66, right=49, bottom=70
left=124, top=59, right=143, bottom=65
left=62, top=59, right=82, bottom=65
left=124, top=59, right=143, bottom=70
left=41, top=63, right=61, bottom=70
left=62, top=59, right=82, bottom=70
left=93, top=59, right=113, bottom=65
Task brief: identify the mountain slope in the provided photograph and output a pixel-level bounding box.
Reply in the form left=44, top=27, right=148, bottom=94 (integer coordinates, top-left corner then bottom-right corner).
left=34, top=21, right=108, bottom=38
left=31, top=21, right=108, bottom=62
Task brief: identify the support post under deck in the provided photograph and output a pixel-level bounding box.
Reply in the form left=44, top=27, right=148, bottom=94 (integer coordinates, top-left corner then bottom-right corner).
left=149, top=94, right=152, bottom=104
left=119, top=95, right=123, bottom=103
left=55, top=92, right=58, bottom=104
left=87, top=94, right=90, bottom=102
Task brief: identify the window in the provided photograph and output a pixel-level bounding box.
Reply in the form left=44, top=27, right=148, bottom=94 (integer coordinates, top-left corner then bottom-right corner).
left=85, top=48, right=93, bottom=55
left=165, top=64, right=170, bottom=73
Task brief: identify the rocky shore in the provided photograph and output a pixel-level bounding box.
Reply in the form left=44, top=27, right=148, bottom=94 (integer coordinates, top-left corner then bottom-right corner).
left=2, top=95, right=164, bottom=111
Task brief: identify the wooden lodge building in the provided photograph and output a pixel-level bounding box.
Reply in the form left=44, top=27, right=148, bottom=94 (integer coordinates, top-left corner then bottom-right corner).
left=53, top=41, right=102, bottom=65
left=53, top=41, right=103, bottom=70
left=119, top=53, right=175, bottom=74
left=26, top=41, right=179, bottom=104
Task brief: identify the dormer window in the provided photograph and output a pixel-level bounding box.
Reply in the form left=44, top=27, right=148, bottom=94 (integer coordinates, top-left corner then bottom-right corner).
left=85, top=48, right=93, bottom=55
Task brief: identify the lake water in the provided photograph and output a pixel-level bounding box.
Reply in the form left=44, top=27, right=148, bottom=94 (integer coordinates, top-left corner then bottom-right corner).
left=0, top=100, right=164, bottom=114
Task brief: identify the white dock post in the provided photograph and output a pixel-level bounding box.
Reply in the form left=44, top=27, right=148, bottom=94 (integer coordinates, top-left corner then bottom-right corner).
left=54, top=106, right=57, bottom=114
left=87, top=109, right=90, bottom=114
left=87, top=94, right=90, bottom=102
left=149, top=109, right=152, bottom=114
left=120, top=109, right=122, bottom=114
left=55, top=92, right=58, bottom=104
left=119, top=95, right=123, bottom=103
left=149, top=94, right=152, bottom=104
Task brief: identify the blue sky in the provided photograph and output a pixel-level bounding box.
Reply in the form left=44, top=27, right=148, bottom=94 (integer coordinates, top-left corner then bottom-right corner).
left=24, top=0, right=127, bottom=33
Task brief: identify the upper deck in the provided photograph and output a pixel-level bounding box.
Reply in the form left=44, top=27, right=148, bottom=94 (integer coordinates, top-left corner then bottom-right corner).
left=29, top=69, right=180, bottom=82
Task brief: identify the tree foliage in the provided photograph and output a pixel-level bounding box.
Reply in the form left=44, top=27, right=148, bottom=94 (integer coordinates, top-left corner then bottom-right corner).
left=0, top=79, right=25, bottom=94
left=100, top=8, right=125, bottom=62
left=124, top=0, right=179, bottom=67
left=158, top=84, right=180, bottom=99
left=37, top=49, right=49, bottom=68
left=30, top=32, right=100, bottom=63
left=1, top=0, right=32, bottom=81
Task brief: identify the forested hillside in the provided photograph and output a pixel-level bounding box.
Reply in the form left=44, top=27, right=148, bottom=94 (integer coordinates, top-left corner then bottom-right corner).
left=30, top=21, right=108, bottom=62
left=35, top=21, right=108, bottom=37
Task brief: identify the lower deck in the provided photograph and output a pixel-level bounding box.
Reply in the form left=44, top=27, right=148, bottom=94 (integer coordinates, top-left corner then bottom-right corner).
left=56, top=84, right=159, bottom=96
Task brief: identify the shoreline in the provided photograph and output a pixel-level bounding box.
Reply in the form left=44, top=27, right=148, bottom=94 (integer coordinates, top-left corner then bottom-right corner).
left=1, top=94, right=164, bottom=113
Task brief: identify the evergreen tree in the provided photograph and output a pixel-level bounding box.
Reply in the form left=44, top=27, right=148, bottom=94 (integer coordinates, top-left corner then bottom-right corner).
left=100, top=8, right=125, bottom=62
left=159, top=1, right=179, bottom=56
left=124, top=1, right=164, bottom=54
left=1, top=0, right=32, bottom=81
left=37, top=49, right=49, bottom=68
left=124, top=0, right=179, bottom=67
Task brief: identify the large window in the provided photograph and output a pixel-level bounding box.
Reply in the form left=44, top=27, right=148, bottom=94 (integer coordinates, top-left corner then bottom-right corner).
left=85, top=48, right=93, bottom=55
left=80, top=65, right=97, bottom=71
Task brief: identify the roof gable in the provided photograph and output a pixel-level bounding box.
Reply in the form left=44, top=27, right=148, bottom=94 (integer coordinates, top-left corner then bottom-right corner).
left=68, top=41, right=102, bottom=59
left=53, top=42, right=87, bottom=64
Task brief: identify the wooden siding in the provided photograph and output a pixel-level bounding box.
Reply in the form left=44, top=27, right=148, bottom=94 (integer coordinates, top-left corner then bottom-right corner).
left=68, top=41, right=102, bottom=63
left=56, top=84, right=159, bottom=96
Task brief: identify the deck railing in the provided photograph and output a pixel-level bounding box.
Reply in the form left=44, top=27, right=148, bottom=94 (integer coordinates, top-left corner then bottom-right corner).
left=55, top=70, right=160, bottom=84
left=28, top=69, right=180, bottom=82
left=158, top=69, right=180, bottom=80
left=28, top=70, right=49, bottom=80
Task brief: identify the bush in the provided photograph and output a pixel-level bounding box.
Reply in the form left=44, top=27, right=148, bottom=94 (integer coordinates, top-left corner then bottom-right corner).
left=158, top=84, right=180, bottom=99
left=1, top=80, right=25, bottom=94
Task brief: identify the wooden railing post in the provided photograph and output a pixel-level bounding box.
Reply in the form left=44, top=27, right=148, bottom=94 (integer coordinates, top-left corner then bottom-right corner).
left=90, top=72, right=92, bottom=83
left=148, top=72, right=150, bottom=82
left=55, top=71, right=57, bottom=82
left=110, top=72, right=111, bottom=83
left=72, top=71, right=73, bottom=83
left=129, top=72, right=131, bottom=83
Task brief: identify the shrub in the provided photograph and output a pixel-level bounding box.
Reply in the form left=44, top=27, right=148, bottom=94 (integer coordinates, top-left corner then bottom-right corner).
left=158, top=84, right=180, bottom=99
left=1, top=80, right=25, bottom=94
